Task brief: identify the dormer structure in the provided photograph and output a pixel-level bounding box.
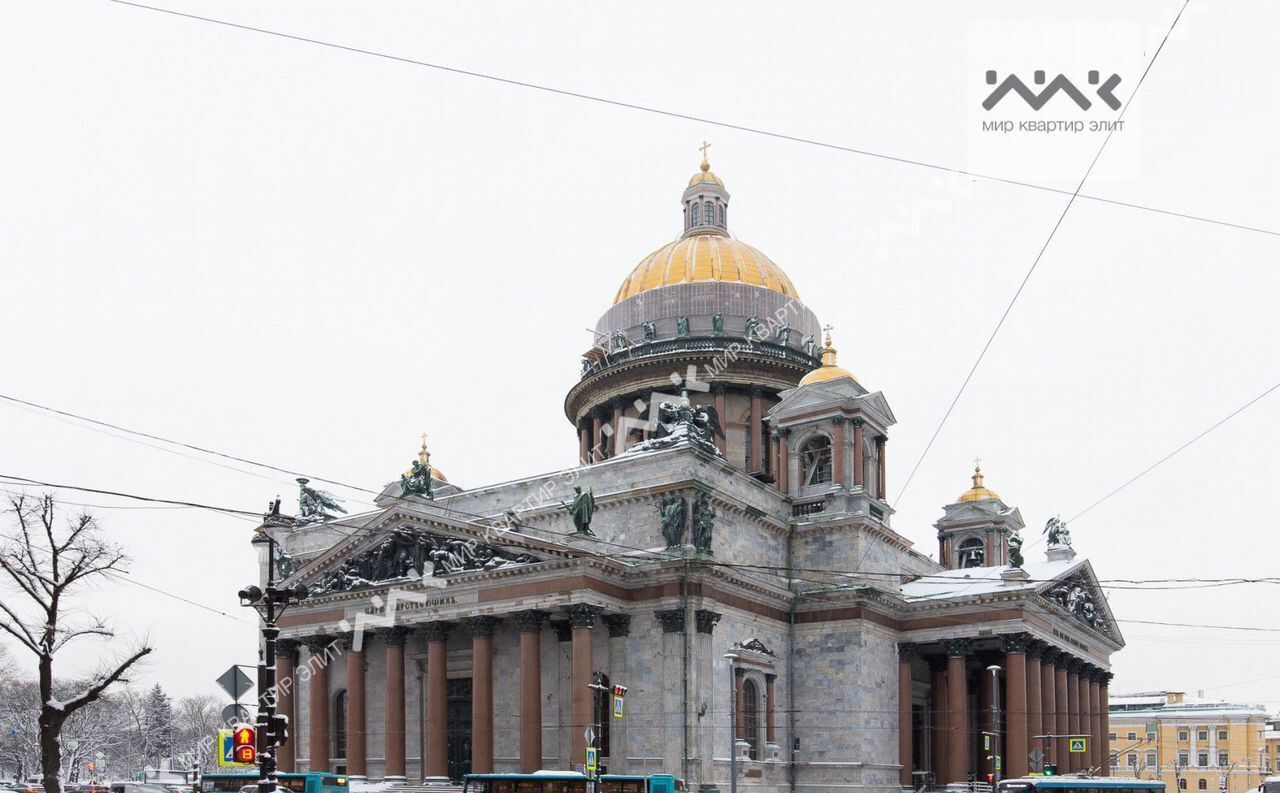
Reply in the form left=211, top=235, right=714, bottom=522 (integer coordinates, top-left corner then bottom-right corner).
left=933, top=462, right=1025, bottom=569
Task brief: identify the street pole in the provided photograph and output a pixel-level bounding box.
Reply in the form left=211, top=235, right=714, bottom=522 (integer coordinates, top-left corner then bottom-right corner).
left=725, top=653, right=739, bottom=793
left=242, top=503, right=309, bottom=793
left=988, top=665, right=1002, bottom=785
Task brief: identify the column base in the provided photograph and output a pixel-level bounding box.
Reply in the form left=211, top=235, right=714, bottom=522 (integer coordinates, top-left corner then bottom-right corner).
left=381, top=776, right=407, bottom=783
left=420, top=777, right=453, bottom=785
left=346, top=777, right=368, bottom=783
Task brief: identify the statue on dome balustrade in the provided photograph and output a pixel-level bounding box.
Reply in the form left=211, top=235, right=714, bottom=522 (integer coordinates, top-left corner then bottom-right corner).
left=642, top=321, right=656, bottom=342
left=1008, top=530, right=1025, bottom=568
left=712, top=314, right=725, bottom=335
left=745, top=316, right=762, bottom=343
left=676, top=316, right=690, bottom=337
left=1044, top=516, right=1072, bottom=547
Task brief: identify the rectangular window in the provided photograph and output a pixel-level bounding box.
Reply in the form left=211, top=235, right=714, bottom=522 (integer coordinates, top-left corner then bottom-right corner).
left=1128, top=753, right=1138, bottom=767
left=1218, top=730, right=1228, bottom=741
left=1129, top=732, right=1138, bottom=740
left=1199, top=730, right=1209, bottom=741
left=1198, top=752, right=1209, bottom=767
left=1110, top=733, right=1118, bottom=741
left=1180, top=730, right=1190, bottom=741
left=1111, top=753, right=1120, bottom=768
left=1179, top=753, right=1189, bottom=767
left=1218, top=752, right=1228, bottom=767
left=1149, top=731, right=1158, bottom=741
left=1147, top=751, right=1158, bottom=766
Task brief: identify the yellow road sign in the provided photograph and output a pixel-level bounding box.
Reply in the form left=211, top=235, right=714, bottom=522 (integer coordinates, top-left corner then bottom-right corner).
left=1069, top=738, right=1088, bottom=753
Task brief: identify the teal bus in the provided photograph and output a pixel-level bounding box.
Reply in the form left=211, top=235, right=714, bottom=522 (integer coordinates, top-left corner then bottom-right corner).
left=463, top=772, right=684, bottom=793
left=998, top=777, right=1165, bottom=793
left=198, top=773, right=349, bottom=793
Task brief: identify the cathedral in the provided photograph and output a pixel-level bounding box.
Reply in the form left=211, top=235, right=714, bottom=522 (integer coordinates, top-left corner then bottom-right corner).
left=258, top=153, right=1124, bottom=793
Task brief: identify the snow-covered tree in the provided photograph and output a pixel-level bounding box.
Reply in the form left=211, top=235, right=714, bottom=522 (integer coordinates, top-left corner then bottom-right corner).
left=142, top=685, right=173, bottom=769
left=172, top=696, right=221, bottom=773
left=0, top=495, right=152, bottom=793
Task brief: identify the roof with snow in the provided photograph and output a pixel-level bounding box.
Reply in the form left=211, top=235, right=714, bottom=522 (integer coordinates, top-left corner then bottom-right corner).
left=899, top=557, right=1084, bottom=601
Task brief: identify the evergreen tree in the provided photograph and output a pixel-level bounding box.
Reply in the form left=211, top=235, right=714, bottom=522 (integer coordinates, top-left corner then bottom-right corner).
left=142, top=684, right=174, bottom=768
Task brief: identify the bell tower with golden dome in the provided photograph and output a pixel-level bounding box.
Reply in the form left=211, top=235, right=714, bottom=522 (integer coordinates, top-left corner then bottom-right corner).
left=566, top=148, right=823, bottom=476
left=933, top=461, right=1025, bottom=569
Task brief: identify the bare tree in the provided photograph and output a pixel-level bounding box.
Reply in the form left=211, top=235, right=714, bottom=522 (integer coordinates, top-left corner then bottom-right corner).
left=0, top=495, right=153, bottom=793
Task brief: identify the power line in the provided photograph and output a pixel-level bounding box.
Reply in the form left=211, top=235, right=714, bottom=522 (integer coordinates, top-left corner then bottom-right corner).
left=1068, top=377, right=1280, bottom=523
left=0, top=474, right=263, bottom=518
left=891, top=0, right=1192, bottom=511
left=105, top=0, right=1279, bottom=241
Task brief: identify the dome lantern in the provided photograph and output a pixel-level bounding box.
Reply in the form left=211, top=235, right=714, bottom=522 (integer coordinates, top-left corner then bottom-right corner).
left=682, top=141, right=729, bottom=237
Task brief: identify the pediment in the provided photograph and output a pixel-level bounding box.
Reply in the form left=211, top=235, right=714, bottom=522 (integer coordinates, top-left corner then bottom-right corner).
left=1033, top=559, right=1123, bottom=645
left=770, top=385, right=897, bottom=429
left=285, top=511, right=568, bottom=597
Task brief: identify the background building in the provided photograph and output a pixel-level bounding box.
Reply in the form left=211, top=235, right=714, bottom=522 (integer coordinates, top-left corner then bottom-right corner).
left=1109, top=692, right=1270, bottom=793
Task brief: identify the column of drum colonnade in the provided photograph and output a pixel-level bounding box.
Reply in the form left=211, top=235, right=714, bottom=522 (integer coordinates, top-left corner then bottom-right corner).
left=896, top=635, right=1112, bottom=786
left=287, top=605, right=624, bottom=780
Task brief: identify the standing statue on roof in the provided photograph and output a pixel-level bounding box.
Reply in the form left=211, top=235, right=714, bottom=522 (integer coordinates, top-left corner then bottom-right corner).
left=561, top=485, right=597, bottom=536
left=1044, top=516, right=1071, bottom=547
left=297, top=477, right=346, bottom=521
left=400, top=434, right=435, bottom=499
left=1007, top=530, right=1024, bottom=568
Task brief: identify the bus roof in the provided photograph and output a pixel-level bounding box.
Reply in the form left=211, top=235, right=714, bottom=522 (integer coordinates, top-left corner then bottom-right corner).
left=465, top=773, right=589, bottom=781
left=1002, top=778, right=1164, bottom=789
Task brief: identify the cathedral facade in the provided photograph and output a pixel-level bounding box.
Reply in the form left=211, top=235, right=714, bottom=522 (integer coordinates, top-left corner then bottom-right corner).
left=259, top=156, right=1123, bottom=793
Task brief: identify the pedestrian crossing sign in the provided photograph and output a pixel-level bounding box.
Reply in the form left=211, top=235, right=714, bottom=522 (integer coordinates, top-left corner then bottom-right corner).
left=1069, top=738, right=1088, bottom=753
left=586, top=748, right=598, bottom=772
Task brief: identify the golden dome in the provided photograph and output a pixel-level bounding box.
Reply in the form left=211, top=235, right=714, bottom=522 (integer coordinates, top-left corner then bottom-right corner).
left=404, top=434, right=448, bottom=482
left=688, top=159, right=724, bottom=188
left=799, top=330, right=857, bottom=386
left=958, top=462, right=999, bottom=502
left=613, top=235, right=800, bottom=304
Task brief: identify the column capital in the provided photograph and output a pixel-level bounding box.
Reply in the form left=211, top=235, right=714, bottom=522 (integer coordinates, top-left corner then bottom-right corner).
left=711, top=383, right=728, bottom=396
left=852, top=417, right=866, bottom=427
left=338, top=632, right=363, bottom=652
left=1024, top=639, right=1045, bottom=660
left=749, top=384, right=766, bottom=398
left=602, top=613, right=632, bottom=638
left=1100, top=671, right=1114, bottom=686
left=1001, top=632, right=1033, bottom=653
left=694, top=609, right=721, bottom=635
left=550, top=619, right=573, bottom=642
left=383, top=626, right=411, bottom=647
left=277, top=638, right=301, bottom=659
left=610, top=396, right=625, bottom=409
left=898, top=643, right=918, bottom=662
left=513, top=610, right=551, bottom=634
left=303, top=635, right=334, bottom=654
left=654, top=608, right=686, bottom=634
left=420, top=621, right=452, bottom=643
left=765, top=672, right=778, bottom=683
left=831, top=415, right=847, bottom=426
left=568, top=603, right=604, bottom=629
left=464, top=615, right=501, bottom=638
left=942, top=638, right=972, bottom=658
left=733, top=666, right=746, bottom=678
left=777, top=426, right=791, bottom=437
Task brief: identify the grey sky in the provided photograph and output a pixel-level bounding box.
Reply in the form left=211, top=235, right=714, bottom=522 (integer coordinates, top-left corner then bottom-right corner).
left=1, top=0, right=1277, bottom=709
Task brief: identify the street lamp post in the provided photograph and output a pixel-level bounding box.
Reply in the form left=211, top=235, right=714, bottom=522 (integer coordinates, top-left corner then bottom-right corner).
left=987, top=665, right=1003, bottom=785
left=724, top=653, right=739, bottom=793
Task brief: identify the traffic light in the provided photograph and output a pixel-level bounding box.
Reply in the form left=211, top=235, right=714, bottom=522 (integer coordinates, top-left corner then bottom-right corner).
left=272, top=714, right=290, bottom=747
left=233, top=725, right=257, bottom=764
left=1044, top=764, right=1058, bottom=777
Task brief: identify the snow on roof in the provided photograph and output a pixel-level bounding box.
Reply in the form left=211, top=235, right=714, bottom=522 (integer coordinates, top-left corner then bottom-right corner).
left=899, top=557, right=1084, bottom=602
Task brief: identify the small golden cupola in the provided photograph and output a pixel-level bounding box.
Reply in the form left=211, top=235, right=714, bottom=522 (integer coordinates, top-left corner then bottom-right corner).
left=682, top=141, right=730, bottom=236
left=798, top=328, right=859, bottom=386
left=958, top=460, right=999, bottom=503
left=405, top=433, right=448, bottom=482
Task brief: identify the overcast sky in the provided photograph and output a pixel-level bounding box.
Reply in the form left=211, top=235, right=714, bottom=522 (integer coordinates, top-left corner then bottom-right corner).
left=2, top=0, right=1278, bottom=711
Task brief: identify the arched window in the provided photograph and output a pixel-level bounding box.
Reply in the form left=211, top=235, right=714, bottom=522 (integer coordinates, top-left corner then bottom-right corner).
left=1177, top=781, right=1187, bottom=790
left=334, top=689, right=348, bottom=760
left=1197, top=781, right=1207, bottom=790
left=957, top=537, right=985, bottom=568
left=704, top=200, right=716, bottom=225
left=690, top=203, right=701, bottom=226
left=719, top=204, right=726, bottom=226
left=742, top=678, right=760, bottom=760
left=800, top=436, right=832, bottom=486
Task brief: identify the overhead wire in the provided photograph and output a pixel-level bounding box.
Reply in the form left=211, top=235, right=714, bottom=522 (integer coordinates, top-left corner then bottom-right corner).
left=891, top=0, right=1192, bottom=511
left=101, top=0, right=1280, bottom=241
